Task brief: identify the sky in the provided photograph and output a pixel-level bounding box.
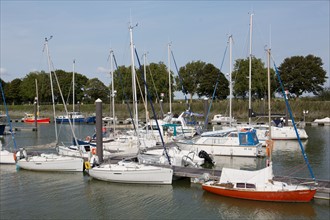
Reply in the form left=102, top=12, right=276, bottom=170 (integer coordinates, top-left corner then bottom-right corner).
left=1, top=0, right=329, bottom=98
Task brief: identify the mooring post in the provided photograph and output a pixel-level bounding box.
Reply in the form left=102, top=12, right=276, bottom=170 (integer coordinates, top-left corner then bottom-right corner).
left=203, top=98, right=209, bottom=126
left=34, top=99, right=38, bottom=131
left=95, top=98, right=103, bottom=163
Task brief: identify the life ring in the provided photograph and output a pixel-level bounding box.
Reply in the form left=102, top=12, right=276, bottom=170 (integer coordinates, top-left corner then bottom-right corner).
left=102, top=127, right=107, bottom=133
left=91, top=148, right=97, bottom=155
left=240, top=128, right=247, bottom=132
left=85, top=136, right=91, bottom=142
left=84, top=161, right=91, bottom=170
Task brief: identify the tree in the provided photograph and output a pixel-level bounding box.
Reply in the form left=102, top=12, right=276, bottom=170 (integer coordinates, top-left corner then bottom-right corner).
left=83, top=78, right=108, bottom=103
left=232, top=57, right=277, bottom=99
left=277, top=55, right=327, bottom=97
left=175, top=60, right=206, bottom=102
left=51, top=70, right=88, bottom=104
left=3, top=78, right=22, bottom=105
left=137, top=62, right=171, bottom=103
left=197, top=63, right=229, bottom=100
left=113, top=62, right=172, bottom=104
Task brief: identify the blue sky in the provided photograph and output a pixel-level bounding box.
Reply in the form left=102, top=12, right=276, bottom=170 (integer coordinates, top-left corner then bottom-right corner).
left=1, top=0, right=329, bottom=97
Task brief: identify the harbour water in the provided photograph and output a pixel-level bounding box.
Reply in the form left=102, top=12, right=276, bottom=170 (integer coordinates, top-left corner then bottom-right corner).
left=1, top=124, right=329, bottom=219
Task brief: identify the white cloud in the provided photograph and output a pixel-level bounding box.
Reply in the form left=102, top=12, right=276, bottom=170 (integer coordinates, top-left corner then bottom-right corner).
left=96, top=66, right=110, bottom=74
left=0, top=67, right=8, bottom=76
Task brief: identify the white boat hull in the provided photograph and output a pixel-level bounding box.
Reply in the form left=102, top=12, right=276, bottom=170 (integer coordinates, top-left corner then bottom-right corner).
left=0, top=150, right=16, bottom=164
left=57, top=145, right=111, bottom=159
left=88, top=162, right=173, bottom=184
left=176, top=142, right=261, bottom=157
left=17, top=154, right=84, bottom=172
left=140, top=147, right=205, bottom=167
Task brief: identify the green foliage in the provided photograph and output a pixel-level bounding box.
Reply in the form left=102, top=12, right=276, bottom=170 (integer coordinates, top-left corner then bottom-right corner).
left=3, top=78, right=22, bottom=105
left=176, top=60, right=206, bottom=101
left=277, top=55, right=327, bottom=97
left=315, top=87, right=330, bottom=101
left=196, top=63, right=229, bottom=100
left=83, top=78, right=109, bottom=103
left=232, top=57, right=277, bottom=99
left=113, top=62, right=172, bottom=104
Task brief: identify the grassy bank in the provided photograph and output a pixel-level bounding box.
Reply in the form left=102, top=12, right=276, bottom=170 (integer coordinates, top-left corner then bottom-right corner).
left=3, top=99, right=329, bottom=123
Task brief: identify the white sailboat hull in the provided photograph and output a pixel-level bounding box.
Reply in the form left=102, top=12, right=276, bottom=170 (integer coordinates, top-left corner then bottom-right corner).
left=57, top=145, right=111, bottom=159
left=17, top=154, right=84, bottom=172
left=139, top=147, right=205, bottom=167
left=176, top=136, right=262, bottom=157
left=88, top=162, right=173, bottom=184
left=0, top=150, right=16, bottom=164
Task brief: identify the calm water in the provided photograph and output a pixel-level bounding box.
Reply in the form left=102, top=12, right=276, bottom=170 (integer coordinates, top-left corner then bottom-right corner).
left=1, top=124, right=329, bottom=219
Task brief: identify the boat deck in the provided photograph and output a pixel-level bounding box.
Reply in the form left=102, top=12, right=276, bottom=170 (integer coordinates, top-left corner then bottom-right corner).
left=109, top=156, right=329, bottom=200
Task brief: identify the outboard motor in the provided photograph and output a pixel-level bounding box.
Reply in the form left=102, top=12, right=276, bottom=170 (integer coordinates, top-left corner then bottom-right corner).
left=198, top=150, right=214, bottom=165
left=16, top=148, right=28, bottom=160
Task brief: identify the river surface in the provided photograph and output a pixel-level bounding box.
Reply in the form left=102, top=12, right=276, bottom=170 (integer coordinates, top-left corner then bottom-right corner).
left=0, top=123, right=329, bottom=219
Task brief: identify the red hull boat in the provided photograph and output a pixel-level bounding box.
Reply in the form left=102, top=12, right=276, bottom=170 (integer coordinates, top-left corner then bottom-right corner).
left=23, top=114, right=50, bottom=124
left=202, top=182, right=316, bottom=202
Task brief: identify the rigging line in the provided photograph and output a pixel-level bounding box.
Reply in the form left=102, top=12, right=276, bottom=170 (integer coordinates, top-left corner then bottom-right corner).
left=145, top=57, right=163, bottom=114
left=203, top=40, right=229, bottom=130
left=134, top=47, right=171, bottom=165
left=112, top=53, right=137, bottom=136
left=272, top=57, right=316, bottom=182
left=170, top=49, right=189, bottom=110
left=133, top=50, right=147, bottom=112
left=0, top=80, right=17, bottom=151
left=52, top=70, right=83, bottom=156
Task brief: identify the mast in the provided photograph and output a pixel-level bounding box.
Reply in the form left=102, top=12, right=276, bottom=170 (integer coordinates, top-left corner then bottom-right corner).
left=229, top=35, right=233, bottom=127
left=143, top=52, right=148, bottom=129
left=267, top=48, right=271, bottom=139
left=168, top=42, right=172, bottom=114
left=248, top=13, right=253, bottom=125
left=110, top=50, right=116, bottom=133
left=267, top=47, right=272, bottom=162
left=44, top=36, right=58, bottom=142
left=35, top=79, right=39, bottom=117
left=73, top=59, right=75, bottom=112
left=129, top=23, right=139, bottom=133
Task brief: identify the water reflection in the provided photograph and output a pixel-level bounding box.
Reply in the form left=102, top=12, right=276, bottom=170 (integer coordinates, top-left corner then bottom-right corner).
left=212, top=155, right=265, bottom=171
left=202, top=190, right=316, bottom=219
left=84, top=178, right=174, bottom=219
left=272, top=140, right=308, bottom=153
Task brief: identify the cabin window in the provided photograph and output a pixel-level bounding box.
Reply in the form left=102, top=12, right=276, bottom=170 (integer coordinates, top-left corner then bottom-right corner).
left=228, top=133, right=238, bottom=138
left=236, top=183, right=245, bottom=188
left=246, top=183, right=256, bottom=188
left=236, top=183, right=256, bottom=189
left=241, top=134, right=248, bottom=145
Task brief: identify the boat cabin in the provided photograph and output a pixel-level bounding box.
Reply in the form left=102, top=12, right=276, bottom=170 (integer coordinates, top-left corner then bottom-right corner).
left=238, top=129, right=259, bottom=146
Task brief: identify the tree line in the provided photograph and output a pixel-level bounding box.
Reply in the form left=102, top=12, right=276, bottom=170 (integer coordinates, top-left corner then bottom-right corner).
left=1, top=54, right=328, bottom=105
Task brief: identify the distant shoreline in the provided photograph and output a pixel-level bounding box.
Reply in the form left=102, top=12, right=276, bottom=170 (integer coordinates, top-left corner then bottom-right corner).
left=3, top=99, right=329, bottom=123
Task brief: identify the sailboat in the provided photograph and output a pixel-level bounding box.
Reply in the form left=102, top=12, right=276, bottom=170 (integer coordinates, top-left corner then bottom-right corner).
left=0, top=142, right=16, bottom=164
left=202, top=48, right=316, bottom=202
left=16, top=37, right=84, bottom=172
left=0, top=80, right=17, bottom=164
left=87, top=23, right=173, bottom=184
left=55, top=60, right=85, bottom=123
left=23, top=79, right=50, bottom=124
